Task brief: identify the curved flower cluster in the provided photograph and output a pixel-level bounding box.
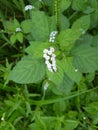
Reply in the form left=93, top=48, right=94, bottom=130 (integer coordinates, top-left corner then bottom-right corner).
left=24, top=5, right=35, bottom=11
left=43, top=47, right=57, bottom=72
left=49, top=31, right=58, bottom=43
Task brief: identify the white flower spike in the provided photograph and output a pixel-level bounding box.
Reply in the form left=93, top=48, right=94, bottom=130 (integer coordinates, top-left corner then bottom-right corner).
left=43, top=47, right=57, bottom=72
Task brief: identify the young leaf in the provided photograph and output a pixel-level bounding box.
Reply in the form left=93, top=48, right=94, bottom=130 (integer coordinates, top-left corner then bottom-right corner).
left=8, top=56, right=46, bottom=84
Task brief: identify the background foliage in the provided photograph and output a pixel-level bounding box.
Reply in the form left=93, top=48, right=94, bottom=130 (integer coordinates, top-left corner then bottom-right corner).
left=0, top=0, right=98, bottom=130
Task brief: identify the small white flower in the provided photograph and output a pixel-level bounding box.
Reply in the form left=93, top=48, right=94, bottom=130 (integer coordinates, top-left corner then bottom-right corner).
left=39, top=0, right=42, bottom=2
left=1, top=117, right=4, bottom=121
left=16, top=27, right=21, bottom=32
left=43, top=53, right=47, bottom=58
left=43, top=49, right=49, bottom=54
left=51, top=57, right=55, bottom=61
left=48, top=50, right=52, bottom=55
left=49, top=39, right=54, bottom=43
left=24, top=5, right=34, bottom=11
left=44, top=82, right=48, bottom=90
left=52, top=54, right=56, bottom=58
left=50, top=47, right=55, bottom=52
left=75, top=69, right=78, bottom=72
left=48, top=65, right=52, bottom=69
left=83, top=116, right=86, bottom=120
left=53, top=66, right=57, bottom=72
left=45, top=60, right=50, bottom=65
left=45, top=55, right=50, bottom=60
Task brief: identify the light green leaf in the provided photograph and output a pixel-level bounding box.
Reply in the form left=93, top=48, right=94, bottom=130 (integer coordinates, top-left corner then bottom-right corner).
left=8, top=56, right=46, bottom=84
left=10, top=34, right=17, bottom=44
left=25, top=42, right=50, bottom=58
left=21, top=19, right=32, bottom=33
left=62, top=57, right=82, bottom=84
left=16, top=32, right=23, bottom=43
left=30, top=10, right=49, bottom=41
left=72, top=44, right=98, bottom=73
left=57, top=29, right=81, bottom=51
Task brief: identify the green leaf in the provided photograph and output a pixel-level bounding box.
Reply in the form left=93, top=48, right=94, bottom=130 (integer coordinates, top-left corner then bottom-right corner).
left=84, top=102, right=98, bottom=115
left=85, top=72, right=95, bottom=82
left=30, top=10, right=49, bottom=41
left=62, top=57, right=82, bottom=84
left=61, top=0, right=71, bottom=11
left=72, top=0, right=88, bottom=11
left=48, top=16, right=56, bottom=32
left=64, top=120, right=79, bottom=130
left=57, top=29, right=81, bottom=51
left=91, top=35, right=98, bottom=47
left=60, top=15, right=70, bottom=30
left=47, top=60, right=64, bottom=86
left=21, top=19, right=32, bottom=33
left=3, top=19, right=20, bottom=32
left=10, top=34, right=17, bottom=44
left=90, top=9, right=98, bottom=28
left=89, top=0, right=97, bottom=8
left=50, top=73, right=74, bottom=95
left=72, top=15, right=90, bottom=32
left=8, top=56, right=46, bottom=84
left=72, top=44, right=98, bottom=73
left=53, top=101, right=66, bottom=115
left=75, top=34, right=93, bottom=46
left=25, top=42, right=50, bottom=58
left=16, top=32, right=23, bottom=43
